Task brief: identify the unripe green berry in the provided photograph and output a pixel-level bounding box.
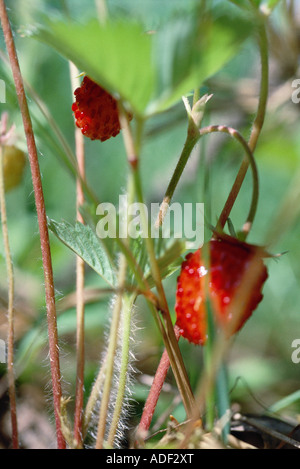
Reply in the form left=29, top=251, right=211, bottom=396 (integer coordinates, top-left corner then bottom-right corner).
left=3, top=145, right=26, bottom=192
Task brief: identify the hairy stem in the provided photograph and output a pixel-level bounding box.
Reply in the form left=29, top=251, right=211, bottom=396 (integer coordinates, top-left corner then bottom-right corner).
left=83, top=354, right=107, bottom=438
left=95, top=254, right=128, bottom=449
left=0, top=0, right=65, bottom=448
left=0, top=145, right=18, bottom=449
left=107, top=294, right=135, bottom=447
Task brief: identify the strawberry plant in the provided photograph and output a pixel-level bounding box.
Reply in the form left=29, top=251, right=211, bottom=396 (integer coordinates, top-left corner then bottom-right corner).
left=0, top=0, right=300, bottom=451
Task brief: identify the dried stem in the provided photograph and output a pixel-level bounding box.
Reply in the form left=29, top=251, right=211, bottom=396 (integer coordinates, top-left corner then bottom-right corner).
left=0, top=0, right=65, bottom=448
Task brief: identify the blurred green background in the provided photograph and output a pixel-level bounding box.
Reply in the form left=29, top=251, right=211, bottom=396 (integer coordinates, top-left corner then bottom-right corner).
left=0, top=0, right=300, bottom=447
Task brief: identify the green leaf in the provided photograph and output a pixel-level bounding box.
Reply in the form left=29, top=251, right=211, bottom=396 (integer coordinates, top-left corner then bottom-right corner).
left=48, top=219, right=116, bottom=286
left=30, top=7, right=253, bottom=117
left=31, top=18, right=154, bottom=116
left=150, top=11, right=254, bottom=114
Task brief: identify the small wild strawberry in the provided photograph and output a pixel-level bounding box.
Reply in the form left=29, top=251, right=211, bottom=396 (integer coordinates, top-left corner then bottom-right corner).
left=175, top=236, right=268, bottom=345
left=72, top=76, right=131, bottom=142
left=3, top=145, right=26, bottom=192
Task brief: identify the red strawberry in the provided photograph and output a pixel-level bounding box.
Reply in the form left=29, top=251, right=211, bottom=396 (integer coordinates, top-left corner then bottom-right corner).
left=72, top=76, right=130, bottom=142
left=175, top=236, right=268, bottom=345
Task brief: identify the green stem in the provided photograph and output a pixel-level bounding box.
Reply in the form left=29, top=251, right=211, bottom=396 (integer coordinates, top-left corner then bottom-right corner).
left=203, top=298, right=216, bottom=432
left=69, top=61, right=86, bottom=448
left=107, top=294, right=136, bottom=447
left=118, top=106, right=196, bottom=420
left=0, top=144, right=19, bottom=448
left=95, top=169, right=136, bottom=448
left=155, top=133, right=200, bottom=228
left=95, top=253, right=127, bottom=449
left=216, top=18, right=269, bottom=231
left=199, top=125, right=259, bottom=240
left=83, top=353, right=107, bottom=437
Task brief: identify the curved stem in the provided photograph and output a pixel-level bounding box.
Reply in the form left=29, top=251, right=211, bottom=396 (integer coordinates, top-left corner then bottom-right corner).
left=199, top=125, right=259, bottom=239
left=0, top=145, right=18, bottom=449
left=216, top=19, right=269, bottom=230
left=0, top=0, right=65, bottom=448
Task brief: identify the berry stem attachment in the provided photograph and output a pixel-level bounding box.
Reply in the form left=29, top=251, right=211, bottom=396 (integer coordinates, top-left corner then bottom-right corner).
left=216, top=18, right=269, bottom=231
left=0, top=0, right=65, bottom=449
left=0, top=140, right=18, bottom=449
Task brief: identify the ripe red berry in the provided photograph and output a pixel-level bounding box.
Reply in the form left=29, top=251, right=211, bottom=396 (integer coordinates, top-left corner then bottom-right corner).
left=72, top=76, right=129, bottom=142
left=175, top=236, right=268, bottom=345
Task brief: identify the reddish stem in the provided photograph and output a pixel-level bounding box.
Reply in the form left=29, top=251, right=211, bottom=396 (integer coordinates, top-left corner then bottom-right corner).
left=216, top=21, right=269, bottom=230
left=0, top=1, right=65, bottom=449
left=137, top=325, right=181, bottom=437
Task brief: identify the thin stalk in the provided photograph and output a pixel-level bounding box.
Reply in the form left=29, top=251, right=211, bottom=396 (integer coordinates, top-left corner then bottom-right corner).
left=0, top=1, right=65, bottom=448
left=106, top=293, right=135, bottom=447
left=199, top=125, right=259, bottom=239
left=83, top=353, right=107, bottom=437
left=216, top=19, right=269, bottom=230
left=118, top=106, right=196, bottom=420
left=155, top=133, right=199, bottom=228
left=137, top=325, right=181, bottom=437
left=97, top=170, right=135, bottom=448
left=202, top=301, right=216, bottom=432
left=0, top=145, right=18, bottom=449
left=94, top=171, right=135, bottom=448
left=95, top=253, right=127, bottom=449
left=95, top=0, right=108, bottom=23
left=69, top=62, right=86, bottom=448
